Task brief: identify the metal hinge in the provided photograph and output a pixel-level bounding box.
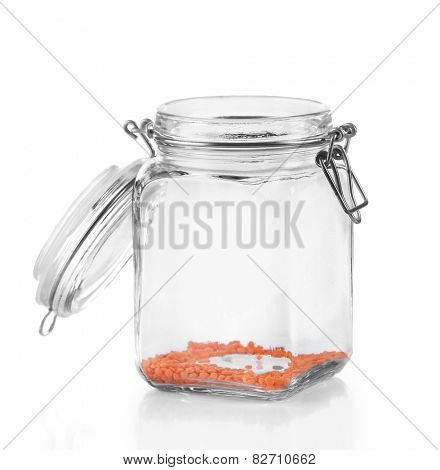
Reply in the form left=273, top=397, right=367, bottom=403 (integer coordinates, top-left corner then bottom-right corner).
left=316, top=123, right=368, bottom=224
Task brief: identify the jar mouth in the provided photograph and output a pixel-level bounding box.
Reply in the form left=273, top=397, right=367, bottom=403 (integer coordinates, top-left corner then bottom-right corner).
left=157, top=96, right=330, bottom=122
left=154, top=96, right=332, bottom=150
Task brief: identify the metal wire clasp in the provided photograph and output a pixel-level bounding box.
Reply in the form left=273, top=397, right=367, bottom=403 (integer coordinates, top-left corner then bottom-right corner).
left=316, top=123, right=368, bottom=224
left=124, top=118, right=156, bottom=158
left=39, top=309, right=58, bottom=336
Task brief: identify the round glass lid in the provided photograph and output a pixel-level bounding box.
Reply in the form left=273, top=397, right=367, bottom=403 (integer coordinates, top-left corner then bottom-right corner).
left=34, top=159, right=144, bottom=334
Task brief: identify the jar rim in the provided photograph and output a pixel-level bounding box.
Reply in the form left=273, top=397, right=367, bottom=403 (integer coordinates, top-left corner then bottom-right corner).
left=157, top=95, right=330, bottom=123
left=154, top=96, right=332, bottom=149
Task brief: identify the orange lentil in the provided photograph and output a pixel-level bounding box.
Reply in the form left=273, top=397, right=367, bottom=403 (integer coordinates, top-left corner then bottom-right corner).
left=141, top=341, right=347, bottom=391
left=265, top=376, right=275, bottom=386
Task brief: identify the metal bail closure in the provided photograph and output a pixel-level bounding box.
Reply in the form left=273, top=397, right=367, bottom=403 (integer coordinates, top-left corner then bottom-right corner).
left=316, top=123, right=368, bottom=224
left=39, top=310, right=58, bottom=336
left=124, top=118, right=156, bottom=158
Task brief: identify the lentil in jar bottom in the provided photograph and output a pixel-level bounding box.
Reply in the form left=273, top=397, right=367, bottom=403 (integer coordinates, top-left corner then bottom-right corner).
left=141, top=341, right=347, bottom=391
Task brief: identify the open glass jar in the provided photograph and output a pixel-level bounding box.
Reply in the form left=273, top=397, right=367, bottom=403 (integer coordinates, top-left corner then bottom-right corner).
left=34, top=96, right=367, bottom=400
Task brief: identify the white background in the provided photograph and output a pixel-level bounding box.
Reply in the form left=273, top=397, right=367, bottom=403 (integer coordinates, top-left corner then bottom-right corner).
left=1, top=0, right=439, bottom=461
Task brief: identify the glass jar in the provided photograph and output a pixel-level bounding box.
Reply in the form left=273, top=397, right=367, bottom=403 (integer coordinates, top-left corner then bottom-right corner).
left=34, top=96, right=367, bottom=400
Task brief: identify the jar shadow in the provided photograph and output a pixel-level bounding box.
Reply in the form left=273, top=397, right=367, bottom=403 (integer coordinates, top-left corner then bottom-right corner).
left=136, top=378, right=356, bottom=449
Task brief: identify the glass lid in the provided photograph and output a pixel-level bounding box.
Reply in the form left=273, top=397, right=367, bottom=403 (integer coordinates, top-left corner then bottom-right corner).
left=34, top=159, right=144, bottom=335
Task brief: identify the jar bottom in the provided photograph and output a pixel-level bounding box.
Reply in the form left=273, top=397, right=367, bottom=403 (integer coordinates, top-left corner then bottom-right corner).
left=140, top=341, right=348, bottom=400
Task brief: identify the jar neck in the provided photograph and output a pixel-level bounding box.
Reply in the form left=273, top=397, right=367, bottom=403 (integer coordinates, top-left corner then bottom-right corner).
left=155, top=138, right=328, bottom=173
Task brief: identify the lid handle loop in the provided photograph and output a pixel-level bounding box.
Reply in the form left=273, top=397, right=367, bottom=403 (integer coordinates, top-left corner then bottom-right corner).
left=124, top=119, right=156, bottom=158
left=316, top=123, right=368, bottom=224
left=39, top=309, right=58, bottom=336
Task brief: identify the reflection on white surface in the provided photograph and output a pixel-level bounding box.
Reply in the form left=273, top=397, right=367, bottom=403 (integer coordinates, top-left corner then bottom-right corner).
left=137, top=378, right=355, bottom=449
